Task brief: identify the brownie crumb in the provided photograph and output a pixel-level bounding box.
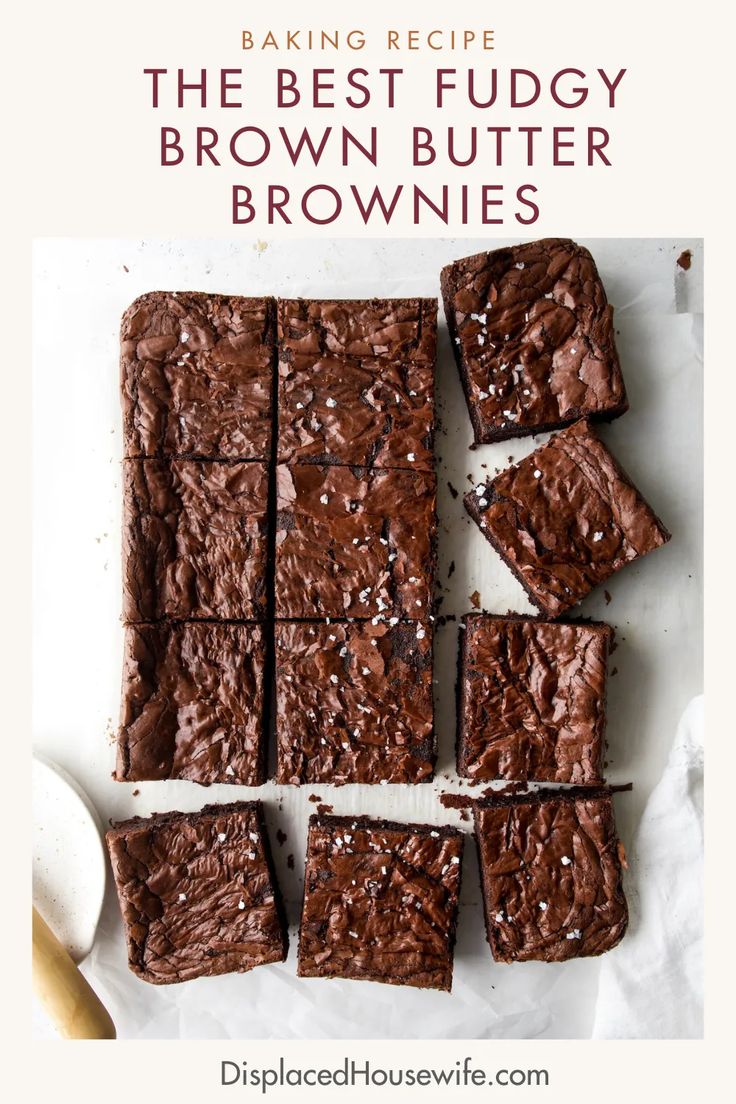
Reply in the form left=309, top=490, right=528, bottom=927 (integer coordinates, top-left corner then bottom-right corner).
left=122, top=264, right=129, bottom=273
left=611, top=666, right=618, bottom=677
left=276, top=829, right=287, bottom=846
left=317, top=803, right=334, bottom=816
left=447, top=481, right=459, bottom=499
left=604, top=590, right=612, bottom=605
left=469, top=590, right=481, bottom=609
left=677, top=249, right=692, bottom=270
left=448, top=560, right=456, bottom=578
left=132, top=788, right=140, bottom=797
left=287, top=854, right=295, bottom=870
left=439, top=793, right=474, bottom=811
left=308, top=794, right=322, bottom=804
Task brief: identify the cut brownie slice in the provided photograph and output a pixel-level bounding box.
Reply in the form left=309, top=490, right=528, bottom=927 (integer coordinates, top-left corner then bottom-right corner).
left=274, top=464, right=436, bottom=620
left=277, top=298, right=436, bottom=470
left=116, top=621, right=266, bottom=786
left=441, top=238, right=628, bottom=444
left=121, top=292, right=275, bottom=460
left=474, top=788, right=628, bottom=963
left=464, top=419, right=671, bottom=617
left=297, top=814, right=463, bottom=991
left=123, top=459, right=269, bottom=621
left=275, top=620, right=434, bottom=785
left=458, top=615, right=611, bottom=784
left=106, top=802, right=288, bottom=984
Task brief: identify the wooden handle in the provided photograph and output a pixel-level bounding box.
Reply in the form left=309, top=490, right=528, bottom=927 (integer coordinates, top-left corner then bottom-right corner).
left=32, top=907, right=116, bottom=1040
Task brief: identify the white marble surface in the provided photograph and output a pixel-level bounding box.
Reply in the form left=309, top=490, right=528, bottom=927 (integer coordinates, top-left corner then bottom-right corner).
left=32, top=238, right=703, bottom=1038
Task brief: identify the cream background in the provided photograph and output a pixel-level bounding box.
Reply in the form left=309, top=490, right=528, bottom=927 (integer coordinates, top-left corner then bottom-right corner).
left=4, top=0, right=731, bottom=1097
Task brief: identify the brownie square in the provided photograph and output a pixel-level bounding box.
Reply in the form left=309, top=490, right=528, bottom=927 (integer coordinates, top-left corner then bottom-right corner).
left=277, top=298, right=436, bottom=470
left=474, top=789, right=628, bottom=962
left=458, top=615, right=611, bottom=784
left=121, top=292, right=275, bottom=460
left=123, top=459, right=269, bottom=621
left=106, top=802, right=288, bottom=984
left=275, top=621, right=434, bottom=785
left=274, top=464, right=436, bottom=619
left=116, top=622, right=266, bottom=786
left=297, top=815, right=464, bottom=990
left=441, top=238, right=628, bottom=444
left=464, top=419, right=671, bottom=617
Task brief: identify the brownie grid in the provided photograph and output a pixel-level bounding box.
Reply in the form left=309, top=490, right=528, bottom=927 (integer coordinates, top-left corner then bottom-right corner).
left=118, top=293, right=438, bottom=788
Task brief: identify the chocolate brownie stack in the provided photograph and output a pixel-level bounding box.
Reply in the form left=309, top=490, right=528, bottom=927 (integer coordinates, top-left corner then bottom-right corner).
left=274, top=299, right=438, bottom=785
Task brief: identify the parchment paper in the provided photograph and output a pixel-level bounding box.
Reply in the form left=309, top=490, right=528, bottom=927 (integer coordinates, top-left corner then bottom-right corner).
left=32, top=237, right=703, bottom=1038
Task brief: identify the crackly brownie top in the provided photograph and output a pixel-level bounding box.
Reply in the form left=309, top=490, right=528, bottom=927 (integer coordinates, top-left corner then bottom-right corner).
left=275, top=620, right=434, bottom=785
left=464, top=419, right=670, bottom=617
left=474, top=789, right=628, bottom=962
left=121, top=292, right=275, bottom=460
left=277, top=299, right=436, bottom=470
left=459, top=616, right=610, bottom=784
left=275, top=464, right=436, bottom=619
left=278, top=299, right=436, bottom=361
left=106, top=802, right=286, bottom=984
left=441, top=239, right=627, bottom=441
left=123, top=459, right=269, bottom=622
left=117, top=621, right=265, bottom=786
left=298, top=815, right=463, bottom=990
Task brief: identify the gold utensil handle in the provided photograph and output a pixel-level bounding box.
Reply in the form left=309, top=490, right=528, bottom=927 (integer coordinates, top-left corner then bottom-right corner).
left=32, top=907, right=116, bottom=1040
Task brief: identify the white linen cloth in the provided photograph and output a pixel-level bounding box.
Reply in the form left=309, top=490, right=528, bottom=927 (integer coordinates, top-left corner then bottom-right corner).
left=592, top=696, right=704, bottom=1038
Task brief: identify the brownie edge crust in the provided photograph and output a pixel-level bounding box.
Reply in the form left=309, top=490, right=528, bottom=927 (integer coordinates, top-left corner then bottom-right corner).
left=106, top=802, right=288, bottom=984
left=297, top=814, right=464, bottom=991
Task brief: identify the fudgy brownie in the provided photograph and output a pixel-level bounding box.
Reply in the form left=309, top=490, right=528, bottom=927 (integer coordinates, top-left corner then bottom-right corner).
left=277, top=298, right=436, bottom=469
left=297, top=814, right=464, bottom=991
left=458, top=615, right=611, bottom=784
left=474, top=788, right=628, bottom=963
left=121, top=292, right=275, bottom=460
left=275, top=620, right=434, bottom=785
left=122, top=459, right=269, bottom=622
left=106, top=802, right=288, bottom=984
left=274, top=464, right=436, bottom=619
left=116, top=621, right=266, bottom=786
left=441, top=239, right=628, bottom=444
left=464, top=419, right=671, bottom=617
